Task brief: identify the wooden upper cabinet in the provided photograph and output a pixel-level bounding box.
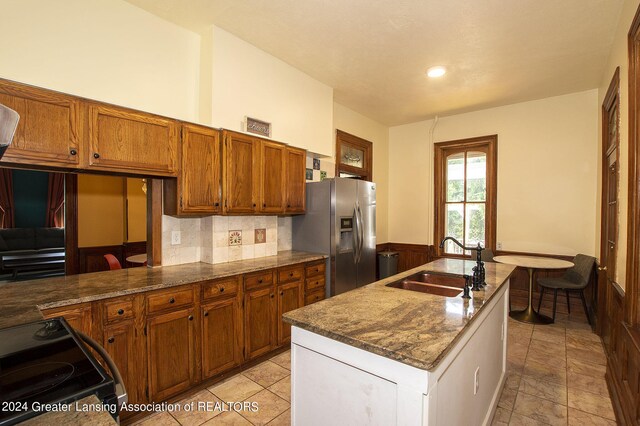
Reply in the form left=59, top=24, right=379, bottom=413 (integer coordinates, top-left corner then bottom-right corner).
left=88, top=105, right=178, bottom=176
left=259, top=141, right=286, bottom=213
left=0, top=79, right=82, bottom=168
left=223, top=131, right=258, bottom=213
left=164, top=124, right=221, bottom=216
left=285, top=147, right=306, bottom=213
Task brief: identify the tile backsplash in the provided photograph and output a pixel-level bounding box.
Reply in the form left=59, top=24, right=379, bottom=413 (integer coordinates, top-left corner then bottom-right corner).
left=162, top=214, right=293, bottom=266
left=306, top=153, right=335, bottom=182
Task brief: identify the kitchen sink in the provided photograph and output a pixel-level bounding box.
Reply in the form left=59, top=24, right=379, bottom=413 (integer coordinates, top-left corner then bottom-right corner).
left=386, top=271, right=468, bottom=297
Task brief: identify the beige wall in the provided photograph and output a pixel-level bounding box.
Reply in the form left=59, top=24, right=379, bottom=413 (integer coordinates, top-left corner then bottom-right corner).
left=78, top=175, right=125, bottom=247
left=203, top=26, right=334, bottom=156
left=389, top=90, right=599, bottom=256
left=126, top=178, right=147, bottom=243
left=333, top=102, right=390, bottom=243
left=0, top=0, right=200, bottom=121
left=597, top=0, right=640, bottom=289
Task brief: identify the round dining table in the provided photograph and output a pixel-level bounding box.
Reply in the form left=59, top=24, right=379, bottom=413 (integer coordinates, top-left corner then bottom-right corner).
left=493, top=255, right=574, bottom=324
left=126, top=254, right=148, bottom=265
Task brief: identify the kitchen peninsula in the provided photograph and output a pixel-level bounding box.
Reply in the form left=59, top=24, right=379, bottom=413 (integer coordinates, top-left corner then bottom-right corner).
left=284, top=258, right=516, bottom=426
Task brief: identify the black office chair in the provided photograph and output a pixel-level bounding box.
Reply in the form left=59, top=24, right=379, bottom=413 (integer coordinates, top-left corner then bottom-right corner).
left=536, top=254, right=595, bottom=324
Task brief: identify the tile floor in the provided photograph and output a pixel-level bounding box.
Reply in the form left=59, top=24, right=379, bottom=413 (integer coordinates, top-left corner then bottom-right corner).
left=132, top=313, right=614, bottom=426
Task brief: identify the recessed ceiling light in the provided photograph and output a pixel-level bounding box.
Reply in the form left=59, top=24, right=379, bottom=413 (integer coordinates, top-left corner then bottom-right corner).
left=427, top=66, right=446, bottom=78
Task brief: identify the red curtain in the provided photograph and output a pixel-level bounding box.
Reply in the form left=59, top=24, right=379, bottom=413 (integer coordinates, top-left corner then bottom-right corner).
left=46, top=173, right=65, bottom=228
left=0, top=168, right=13, bottom=228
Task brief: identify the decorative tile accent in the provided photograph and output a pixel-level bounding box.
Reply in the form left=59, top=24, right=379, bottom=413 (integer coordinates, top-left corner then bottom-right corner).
left=229, top=230, right=242, bottom=246
left=313, top=158, right=321, bottom=170
left=255, top=228, right=266, bottom=244
left=320, top=170, right=327, bottom=180
left=305, top=168, right=313, bottom=180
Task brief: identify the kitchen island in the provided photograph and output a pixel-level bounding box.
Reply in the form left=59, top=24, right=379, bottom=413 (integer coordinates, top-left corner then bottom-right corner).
left=283, top=258, right=516, bottom=426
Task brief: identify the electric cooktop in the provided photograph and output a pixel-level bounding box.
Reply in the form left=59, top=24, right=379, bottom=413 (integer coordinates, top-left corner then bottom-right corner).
left=0, top=318, right=116, bottom=425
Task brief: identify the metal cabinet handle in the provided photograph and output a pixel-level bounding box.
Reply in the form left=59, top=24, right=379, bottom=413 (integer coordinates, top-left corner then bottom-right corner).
left=220, top=287, right=225, bottom=293
left=287, top=204, right=291, bottom=208
left=70, top=149, right=77, bottom=156
left=280, top=291, right=284, bottom=296
left=270, top=293, right=274, bottom=298
left=188, top=315, right=194, bottom=321
left=108, top=337, right=115, bottom=343
left=289, top=272, right=294, bottom=277
left=253, top=203, right=257, bottom=207
left=93, top=153, right=100, bottom=159
left=117, top=309, right=124, bottom=315
left=214, top=202, right=220, bottom=207
left=169, top=297, right=175, bottom=304
left=258, top=279, right=263, bottom=284
left=204, top=311, right=209, bottom=317
left=263, top=203, right=266, bottom=208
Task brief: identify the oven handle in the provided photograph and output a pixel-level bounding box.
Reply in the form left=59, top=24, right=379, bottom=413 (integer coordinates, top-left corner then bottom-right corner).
left=77, top=331, right=128, bottom=410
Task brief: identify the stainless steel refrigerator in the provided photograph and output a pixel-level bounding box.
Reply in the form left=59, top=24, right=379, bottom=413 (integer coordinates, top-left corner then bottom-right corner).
left=292, top=178, right=376, bottom=297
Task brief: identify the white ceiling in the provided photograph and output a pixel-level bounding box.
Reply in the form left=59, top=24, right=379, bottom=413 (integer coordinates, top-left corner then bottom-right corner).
left=126, top=0, right=623, bottom=126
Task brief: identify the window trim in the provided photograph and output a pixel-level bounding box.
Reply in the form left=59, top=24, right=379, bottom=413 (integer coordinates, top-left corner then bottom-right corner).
left=434, top=135, right=497, bottom=258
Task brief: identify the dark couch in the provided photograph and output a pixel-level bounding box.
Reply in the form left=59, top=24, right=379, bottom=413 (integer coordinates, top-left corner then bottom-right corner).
left=0, top=228, right=65, bottom=278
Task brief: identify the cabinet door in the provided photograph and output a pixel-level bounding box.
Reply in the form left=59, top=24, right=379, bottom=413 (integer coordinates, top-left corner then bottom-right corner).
left=202, top=298, right=242, bottom=378
left=164, top=124, right=221, bottom=216
left=244, top=286, right=276, bottom=360
left=41, top=304, right=92, bottom=336
left=0, top=79, right=81, bottom=168
left=285, top=147, right=306, bottom=213
left=147, top=307, right=197, bottom=401
left=223, top=131, right=257, bottom=213
left=277, top=281, right=302, bottom=346
left=103, top=321, right=142, bottom=411
left=259, top=141, right=286, bottom=213
left=88, top=105, right=178, bottom=176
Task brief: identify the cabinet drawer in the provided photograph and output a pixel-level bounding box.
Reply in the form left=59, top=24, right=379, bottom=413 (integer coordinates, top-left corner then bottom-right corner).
left=103, top=298, right=134, bottom=323
left=244, top=271, right=274, bottom=290
left=305, top=261, right=325, bottom=278
left=305, top=289, right=325, bottom=306
left=305, top=276, right=325, bottom=292
left=146, top=287, right=194, bottom=315
left=278, top=265, right=304, bottom=284
left=202, top=277, right=239, bottom=300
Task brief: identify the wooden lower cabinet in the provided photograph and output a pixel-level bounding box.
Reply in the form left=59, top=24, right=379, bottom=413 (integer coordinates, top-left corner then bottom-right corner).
left=146, top=307, right=197, bottom=402
left=41, top=303, right=93, bottom=336
left=277, top=281, right=302, bottom=345
left=103, top=320, right=141, bottom=414
left=202, top=297, right=243, bottom=379
left=244, top=286, right=276, bottom=360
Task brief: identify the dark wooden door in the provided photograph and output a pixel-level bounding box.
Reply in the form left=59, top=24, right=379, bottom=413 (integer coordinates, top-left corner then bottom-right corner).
left=244, top=286, right=275, bottom=360
left=103, top=321, right=141, bottom=411
left=179, top=124, right=221, bottom=214
left=285, top=147, right=306, bottom=213
left=88, top=105, right=178, bottom=176
left=0, top=79, right=82, bottom=168
left=260, top=141, right=286, bottom=213
left=224, top=131, right=257, bottom=213
left=599, top=68, right=620, bottom=343
left=202, top=298, right=242, bottom=378
left=147, top=307, right=197, bottom=401
left=277, top=281, right=302, bottom=346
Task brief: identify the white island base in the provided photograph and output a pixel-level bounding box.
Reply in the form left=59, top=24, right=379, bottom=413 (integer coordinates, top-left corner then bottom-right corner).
left=290, top=285, right=509, bottom=426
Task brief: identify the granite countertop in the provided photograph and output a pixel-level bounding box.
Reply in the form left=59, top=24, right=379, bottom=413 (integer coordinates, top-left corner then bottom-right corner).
left=0, top=250, right=325, bottom=330
left=283, top=258, right=516, bottom=371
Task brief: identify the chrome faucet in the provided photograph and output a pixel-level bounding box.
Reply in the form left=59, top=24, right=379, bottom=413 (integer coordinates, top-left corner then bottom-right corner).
left=439, top=237, right=486, bottom=290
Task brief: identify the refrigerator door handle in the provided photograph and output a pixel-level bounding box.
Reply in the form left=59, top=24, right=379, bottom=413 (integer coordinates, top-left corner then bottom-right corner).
left=352, top=204, right=359, bottom=264
left=355, top=201, right=364, bottom=263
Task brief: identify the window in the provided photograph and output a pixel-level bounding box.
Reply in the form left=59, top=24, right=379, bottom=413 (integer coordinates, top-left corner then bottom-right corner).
left=335, top=130, right=373, bottom=180
left=434, top=135, right=497, bottom=256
